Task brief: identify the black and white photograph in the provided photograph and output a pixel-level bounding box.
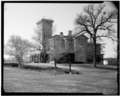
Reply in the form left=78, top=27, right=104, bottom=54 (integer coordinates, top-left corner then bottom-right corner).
left=2, top=1, right=119, bottom=95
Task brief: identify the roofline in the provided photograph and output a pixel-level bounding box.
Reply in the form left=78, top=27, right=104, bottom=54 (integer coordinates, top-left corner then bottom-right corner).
left=37, top=18, right=54, bottom=25
left=73, top=34, right=89, bottom=39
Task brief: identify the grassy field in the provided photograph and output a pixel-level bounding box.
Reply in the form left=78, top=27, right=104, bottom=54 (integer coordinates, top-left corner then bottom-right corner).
left=3, top=66, right=117, bottom=94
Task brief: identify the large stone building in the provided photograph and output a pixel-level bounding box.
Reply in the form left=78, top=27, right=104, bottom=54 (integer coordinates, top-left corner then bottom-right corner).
left=49, top=31, right=88, bottom=62
left=31, top=18, right=103, bottom=63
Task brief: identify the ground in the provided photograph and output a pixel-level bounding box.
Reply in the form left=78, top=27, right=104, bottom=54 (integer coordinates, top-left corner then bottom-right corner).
left=3, top=63, right=117, bottom=94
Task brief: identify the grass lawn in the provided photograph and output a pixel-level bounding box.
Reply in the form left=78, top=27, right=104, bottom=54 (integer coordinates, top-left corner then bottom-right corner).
left=3, top=66, right=117, bottom=94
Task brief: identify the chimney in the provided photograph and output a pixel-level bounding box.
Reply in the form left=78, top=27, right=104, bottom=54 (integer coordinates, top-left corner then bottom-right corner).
left=60, top=32, right=64, bottom=37
left=68, top=30, right=72, bottom=36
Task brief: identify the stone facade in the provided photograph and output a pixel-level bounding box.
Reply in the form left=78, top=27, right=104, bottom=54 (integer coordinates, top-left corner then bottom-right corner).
left=74, top=34, right=88, bottom=62
left=49, top=35, right=65, bottom=54
left=33, top=18, right=103, bottom=63
left=36, top=19, right=53, bottom=52
left=49, top=31, right=89, bottom=62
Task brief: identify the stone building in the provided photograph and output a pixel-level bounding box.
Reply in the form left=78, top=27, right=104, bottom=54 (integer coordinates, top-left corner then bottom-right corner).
left=36, top=18, right=53, bottom=52
left=49, top=31, right=89, bottom=62
left=31, top=18, right=103, bottom=63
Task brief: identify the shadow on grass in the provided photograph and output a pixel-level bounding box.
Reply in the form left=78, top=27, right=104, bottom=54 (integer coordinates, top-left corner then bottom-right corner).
left=22, top=65, right=81, bottom=75
left=4, top=63, right=81, bottom=75
left=4, top=63, right=18, bottom=67
left=73, top=64, right=117, bottom=71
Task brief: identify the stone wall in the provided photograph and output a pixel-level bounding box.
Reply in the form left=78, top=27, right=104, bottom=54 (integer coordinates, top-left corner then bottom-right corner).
left=64, top=37, right=74, bottom=53
left=49, top=35, right=65, bottom=61
left=49, top=34, right=89, bottom=63
left=74, top=35, right=88, bottom=62
left=37, top=19, right=53, bottom=52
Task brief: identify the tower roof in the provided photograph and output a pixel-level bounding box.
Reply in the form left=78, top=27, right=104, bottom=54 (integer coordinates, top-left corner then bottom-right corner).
left=37, top=18, right=54, bottom=25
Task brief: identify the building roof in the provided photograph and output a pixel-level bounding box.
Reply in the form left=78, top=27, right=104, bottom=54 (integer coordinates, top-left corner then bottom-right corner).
left=36, top=18, right=54, bottom=25
left=52, top=34, right=64, bottom=38
left=73, top=33, right=89, bottom=39
left=51, top=32, right=88, bottom=41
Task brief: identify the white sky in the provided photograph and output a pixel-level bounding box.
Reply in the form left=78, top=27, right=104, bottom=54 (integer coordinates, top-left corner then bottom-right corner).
left=4, top=2, right=117, bottom=58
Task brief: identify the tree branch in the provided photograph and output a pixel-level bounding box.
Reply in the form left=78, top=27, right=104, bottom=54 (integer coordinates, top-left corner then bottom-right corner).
left=96, top=35, right=116, bottom=41
left=84, top=5, right=95, bottom=28
left=96, top=11, right=117, bottom=30
left=94, top=4, right=105, bottom=25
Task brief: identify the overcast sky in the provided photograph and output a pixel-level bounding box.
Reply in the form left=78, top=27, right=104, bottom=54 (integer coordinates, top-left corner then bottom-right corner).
left=4, top=2, right=117, bottom=58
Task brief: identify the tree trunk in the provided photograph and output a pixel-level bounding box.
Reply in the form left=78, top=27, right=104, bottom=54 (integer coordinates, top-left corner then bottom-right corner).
left=16, top=56, right=23, bottom=68
left=17, top=58, right=22, bottom=68
left=42, top=44, right=46, bottom=63
left=54, top=58, right=57, bottom=68
left=93, top=39, right=97, bottom=68
left=18, top=62, right=22, bottom=68
left=39, top=53, right=41, bottom=63
left=42, top=51, right=46, bottom=63
left=44, top=53, right=46, bottom=63
left=18, top=58, right=24, bottom=68
left=69, top=62, right=72, bottom=74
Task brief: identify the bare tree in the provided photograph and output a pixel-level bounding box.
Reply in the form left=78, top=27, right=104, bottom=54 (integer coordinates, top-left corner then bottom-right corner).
left=32, top=28, right=47, bottom=63
left=5, top=35, right=31, bottom=68
left=49, top=52, right=59, bottom=68
left=32, top=24, right=57, bottom=63
left=49, top=42, right=59, bottom=68
left=75, top=4, right=117, bottom=67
